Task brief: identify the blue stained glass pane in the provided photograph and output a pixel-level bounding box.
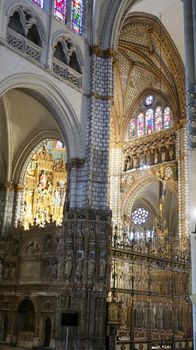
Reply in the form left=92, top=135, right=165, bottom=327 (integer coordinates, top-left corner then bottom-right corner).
left=145, top=109, right=153, bottom=135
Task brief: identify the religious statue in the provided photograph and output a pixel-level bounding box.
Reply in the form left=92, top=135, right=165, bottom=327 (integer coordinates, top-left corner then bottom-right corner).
left=76, top=250, right=84, bottom=280
left=88, top=251, right=95, bottom=279
left=99, top=252, right=106, bottom=278
left=64, top=250, right=73, bottom=279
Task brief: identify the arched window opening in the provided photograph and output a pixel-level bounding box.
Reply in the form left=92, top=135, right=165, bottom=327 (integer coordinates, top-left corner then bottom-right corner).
left=54, top=42, right=67, bottom=64
left=145, top=108, right=153, bottom=135
left=54, top=0, right=67, bottom=22
left=136, top=112, right=144, bottom=137
left=69, top=51, right=81, bottom=73
left=27, top=24, right=42, bottom=47
left=71, top=0, right=83, bottom=34
left=129, top=95, right=172, bottom=139
left=31, top=0, right=44, bottom=8
left=164, top=107, right=171, bottom=129
left=17, top=300, right=35, bottom=332
left=155, top=106, right=162, bottom=131
left=8, top=12, right=25, bottom=36
left=7, top=8, right=44, bottom=54
left=23, top=139, right=67, bottom=230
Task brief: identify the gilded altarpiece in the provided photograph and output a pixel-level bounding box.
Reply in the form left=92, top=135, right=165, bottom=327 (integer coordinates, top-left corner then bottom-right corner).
left=23, top=140, right=67, bottom=229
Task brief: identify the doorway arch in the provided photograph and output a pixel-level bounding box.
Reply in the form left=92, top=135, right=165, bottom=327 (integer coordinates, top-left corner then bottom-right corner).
left=2, top=315, right=8, bottom=341
left=17, top=299, right=35, bottom=333
left=44, top=318, right=51, bottom=347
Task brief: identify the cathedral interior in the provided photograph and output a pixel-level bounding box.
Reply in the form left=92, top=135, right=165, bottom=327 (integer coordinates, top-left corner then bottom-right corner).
left=0, top=0, right=195, bottom=350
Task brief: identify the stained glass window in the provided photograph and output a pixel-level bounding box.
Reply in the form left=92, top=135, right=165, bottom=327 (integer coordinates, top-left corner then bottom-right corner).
left=54, top=0, right=66, bottom=21
left=164, top=107, right=171, bottom=128
left=129, top=97, right=172, bottom=139
left=145, top=95, right=154, bottom=106
left=155, top=106, right=162, bottom=132
left=32, top=0, right=44, bottom=7
left=137, top=113, right=144, bottom=137
left=132, top=208, right=149, bottom=225
left=145, top=109, right=153, bottom=135
left=71, top=0, right=83, bottom=34
left=130, top=119, right=136, bottom=137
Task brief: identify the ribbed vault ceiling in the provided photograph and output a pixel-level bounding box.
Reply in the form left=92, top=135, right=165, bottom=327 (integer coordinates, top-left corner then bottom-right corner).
left=111, top=12, right=185, bottom=143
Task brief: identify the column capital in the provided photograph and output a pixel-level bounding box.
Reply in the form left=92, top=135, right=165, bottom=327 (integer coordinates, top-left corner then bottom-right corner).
left=0, top=182, right=14, bottom=191
left=89, top=46, right=117, bottom=59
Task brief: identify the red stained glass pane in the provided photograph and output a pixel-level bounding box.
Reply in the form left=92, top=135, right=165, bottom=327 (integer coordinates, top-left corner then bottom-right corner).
left=54, top=0, right=66, bottom=21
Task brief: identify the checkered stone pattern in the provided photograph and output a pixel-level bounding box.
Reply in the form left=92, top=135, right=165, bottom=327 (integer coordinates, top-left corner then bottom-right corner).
left=68, top=54, right=113, bottom=210
left=85, top=54, right=113, bottom=209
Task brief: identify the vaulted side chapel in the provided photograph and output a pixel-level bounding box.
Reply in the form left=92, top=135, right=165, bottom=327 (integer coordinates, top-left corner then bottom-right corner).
left=0, top=1, right=195, bottom=350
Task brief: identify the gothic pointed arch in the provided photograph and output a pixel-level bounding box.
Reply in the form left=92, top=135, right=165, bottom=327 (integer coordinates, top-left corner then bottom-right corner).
left=0, top=74, right=85, bottom=185
left=6, top=5, right=46, bottom=47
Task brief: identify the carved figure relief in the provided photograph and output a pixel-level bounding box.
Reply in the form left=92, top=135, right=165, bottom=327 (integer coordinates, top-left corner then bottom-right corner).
left=99, top=252, right=106, bottom=279
left=76, top=250, right=84, bottom=280
left=25, top=241, right=41, bottom=255
left=64, top=250, right=73, bottom=279
left=88, top=251, right=95, bottom=279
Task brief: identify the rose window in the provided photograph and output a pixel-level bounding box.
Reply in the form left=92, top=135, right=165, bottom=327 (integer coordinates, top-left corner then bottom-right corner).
left=132, top=207, right=149, bottom=225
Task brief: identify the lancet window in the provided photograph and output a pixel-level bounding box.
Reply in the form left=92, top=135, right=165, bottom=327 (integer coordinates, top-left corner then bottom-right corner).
left=31, top=0, right=44, bottom=8
left=129, top=96, right=172, bottom=139
left=30, top=0, right=84, bottom=34
left=54, top=0, right=67, bottom=21
left=71, top=0, right=83, bottom=34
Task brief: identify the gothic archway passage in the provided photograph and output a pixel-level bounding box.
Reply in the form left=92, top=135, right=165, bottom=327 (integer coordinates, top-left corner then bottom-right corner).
left=17, top=299, right=35, bottom=332
left=2, top=315, right=8, bottom=341
left=44, top=318, right=51, bottom=347
left=23, top=139, right=67, bottom=230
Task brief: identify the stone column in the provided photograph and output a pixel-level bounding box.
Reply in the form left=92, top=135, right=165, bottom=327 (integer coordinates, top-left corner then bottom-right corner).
left=86, top=47, right=114, bottom=209
left=12, top=184, right=25, bottom=228
left=183, top=1, right=196, bottom=348
left=0, top=183, right=15, bottom=237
